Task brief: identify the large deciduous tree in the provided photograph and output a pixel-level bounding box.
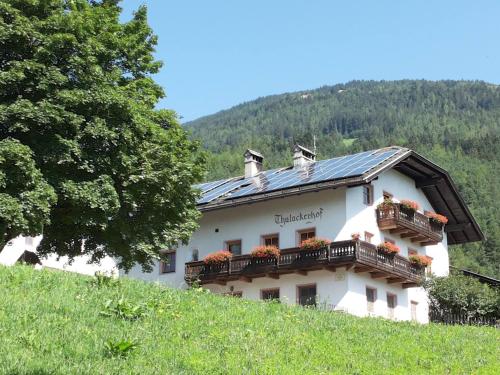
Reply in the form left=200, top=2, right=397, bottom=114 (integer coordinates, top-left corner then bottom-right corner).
left=0, top=0, right=205, bottom=271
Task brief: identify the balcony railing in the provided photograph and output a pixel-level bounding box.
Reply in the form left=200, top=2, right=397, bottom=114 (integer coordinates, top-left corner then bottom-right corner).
left=185, top=240, right=424, bottom=288
left=376, top=203, right=443, bottom=245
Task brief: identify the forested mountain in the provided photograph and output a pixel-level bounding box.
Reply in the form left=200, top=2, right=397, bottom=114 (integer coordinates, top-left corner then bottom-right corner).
left=185, top=80, right=500, bottom=278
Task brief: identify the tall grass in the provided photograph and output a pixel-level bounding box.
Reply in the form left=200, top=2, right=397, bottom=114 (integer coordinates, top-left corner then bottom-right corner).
left=0, top=265, right=498, bottom=374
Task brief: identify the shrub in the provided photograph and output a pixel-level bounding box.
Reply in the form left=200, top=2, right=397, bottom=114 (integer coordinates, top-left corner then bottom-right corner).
left=400, top=199, right=420, bottom=211
left=376, top=242, right=400, bottom=255
left=409, top=254, right=432, bottom=267
left=203, top=250, right=233, bottom=265
left=424, top=273, right=500, bottom=320
left=300, top=237, right=331, bottom=251
left=251, top=245, right=280, bottom=258
left=426, top=212, right=448, bottom=225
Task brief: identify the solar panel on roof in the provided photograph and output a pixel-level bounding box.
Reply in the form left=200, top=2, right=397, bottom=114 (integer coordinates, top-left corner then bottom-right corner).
left=196, top=148, right=402, bottom=204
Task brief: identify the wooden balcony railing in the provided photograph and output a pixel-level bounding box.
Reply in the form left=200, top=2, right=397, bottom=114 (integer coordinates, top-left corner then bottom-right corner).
left=185, top=240, right=424, bottom=288
left=376, top=204, right=443, bottom=245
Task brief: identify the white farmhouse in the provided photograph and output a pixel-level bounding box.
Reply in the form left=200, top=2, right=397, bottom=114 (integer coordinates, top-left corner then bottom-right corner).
left=125, top=145, right=483, bottom=323
left=1, top=146, right=483, bottom=323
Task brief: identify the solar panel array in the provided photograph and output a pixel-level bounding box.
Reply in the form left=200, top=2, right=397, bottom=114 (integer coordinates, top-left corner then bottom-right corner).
left=196, top=147, right=403, bottom=205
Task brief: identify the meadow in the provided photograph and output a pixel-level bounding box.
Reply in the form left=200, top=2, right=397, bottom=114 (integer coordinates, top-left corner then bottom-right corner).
left=0, top=265, right=498, bottom=374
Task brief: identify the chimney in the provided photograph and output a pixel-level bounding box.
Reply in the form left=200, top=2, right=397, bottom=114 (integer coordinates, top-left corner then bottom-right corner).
left=293, top=144, right=316, bottom=168
left=244, top=149, right=263, bottom=178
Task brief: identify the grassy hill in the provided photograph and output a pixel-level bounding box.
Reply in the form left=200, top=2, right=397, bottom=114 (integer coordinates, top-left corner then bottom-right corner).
left=1, top=265, right=498, bottom=374
left=185, top=80, right=500, bottom=278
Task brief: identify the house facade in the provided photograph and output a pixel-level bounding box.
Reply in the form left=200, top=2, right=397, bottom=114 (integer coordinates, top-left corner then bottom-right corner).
left=1, top=146, right=483, bottom=323
left=124, top=146, right=483, bottom=323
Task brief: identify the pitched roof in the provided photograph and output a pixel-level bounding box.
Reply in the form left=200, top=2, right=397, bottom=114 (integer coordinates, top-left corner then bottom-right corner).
left=195, top=146, right=484, bottom=245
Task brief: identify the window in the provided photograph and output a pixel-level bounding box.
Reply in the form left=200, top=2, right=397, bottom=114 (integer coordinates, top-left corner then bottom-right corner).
left=363, top=185, right=374, bottom=205
left=411, top=300, right=418, bottom=321
left=261, top=288, right=280, bottom=301
left=297, top=228, right=316, bottom=245
left=262, top=234, right=279, bottom=248
left=297, top=284, right=317, bottom=307
left=159, top=251, right=176, bottom=274
left=387, top=293, right=397, bottom=319
left=225, top=240, right=242, bottom=255
left=191, top=249, right=199, bottom=262
left=383, top=191, right=393, bottom=200
left=366, top=287, right=377, bottom=313
left=364, top=231, right=373, bottom=243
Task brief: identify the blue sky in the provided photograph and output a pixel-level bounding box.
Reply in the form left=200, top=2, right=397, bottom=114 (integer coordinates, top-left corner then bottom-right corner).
left=120, top=1, right=499, bottom=122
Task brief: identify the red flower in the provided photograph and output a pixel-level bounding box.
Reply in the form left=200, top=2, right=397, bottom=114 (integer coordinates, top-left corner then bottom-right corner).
left=409, top=254, right=432, bottom=267
left=400, top=199, right=420, bottom=211
left=351, top=233, right=361, bottom=241
left=425, top=212, right=448, bottom=225
left=203, top=250, right=233, bottom=265
left=251, top=245, right=280, bottom=258
left=376, top=242, right=400, bottom=255
left=300, top=237, right=332, bottom=251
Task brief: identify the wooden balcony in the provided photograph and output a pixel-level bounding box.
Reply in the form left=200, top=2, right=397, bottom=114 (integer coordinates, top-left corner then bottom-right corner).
left=376, top=204, right=443, bottom=245
left=185, top=240, right=424, bottom=288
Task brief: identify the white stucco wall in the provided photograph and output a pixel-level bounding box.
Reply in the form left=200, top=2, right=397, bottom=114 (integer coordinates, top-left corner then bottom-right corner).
left=125, top=188, right=347, bottom=287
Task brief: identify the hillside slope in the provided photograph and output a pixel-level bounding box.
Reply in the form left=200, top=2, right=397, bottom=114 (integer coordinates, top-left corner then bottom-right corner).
left=185, top=80, right=500, bottom=278
left=0, top=265, right=499, bottom=374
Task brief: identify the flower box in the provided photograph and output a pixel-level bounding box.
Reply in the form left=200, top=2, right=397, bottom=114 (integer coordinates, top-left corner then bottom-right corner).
left=377, top=197, right=394, bottom=210
left=203, top=250, right=233, bottom=265
left=376, top=242, right=400, bottom=256
left=409, top=254, right=432, bottom=267
left=250, top=245, right=280, bottom=259
left=300, top=237, right=332, bottom=251
left=400, top=199, right=420, bottom=212
left=425, top=212, right=448, bottom=225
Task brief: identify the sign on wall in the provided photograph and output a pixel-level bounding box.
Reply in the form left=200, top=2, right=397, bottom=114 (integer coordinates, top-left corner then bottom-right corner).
left=274, top=208, right=324, bottom=227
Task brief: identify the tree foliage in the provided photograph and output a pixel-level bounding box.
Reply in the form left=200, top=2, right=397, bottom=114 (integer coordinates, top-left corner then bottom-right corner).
left=0, top=138, right=56, bottom=249
left=186, top=80, right=500, bottom=277
left=424, top=273, right=499, bottom=320
left=0, top=0, right=205, bottom=270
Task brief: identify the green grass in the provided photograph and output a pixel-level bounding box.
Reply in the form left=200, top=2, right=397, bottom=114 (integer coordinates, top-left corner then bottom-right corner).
left=0, top=265, right=498, bottom=374
left=342, top=138, right=357, bottom=147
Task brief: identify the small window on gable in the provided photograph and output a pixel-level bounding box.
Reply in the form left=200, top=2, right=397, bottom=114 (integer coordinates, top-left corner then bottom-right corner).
left=363, top=185, right=374, bottom=206
left=262, top=234, right=279, bottom=248
left=225, top=240, right=242, bottom=255
left=159, top=250, right=176, bottom=274
left=364, top=231, right=373, bottom=243
left=383, top=191, right=393, bottom=200
left=298, top=228, right=316, bottom=246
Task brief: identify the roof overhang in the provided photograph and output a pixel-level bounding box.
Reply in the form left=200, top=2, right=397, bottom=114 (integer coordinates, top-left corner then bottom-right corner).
left=197, top=149, right=484, bottom=245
